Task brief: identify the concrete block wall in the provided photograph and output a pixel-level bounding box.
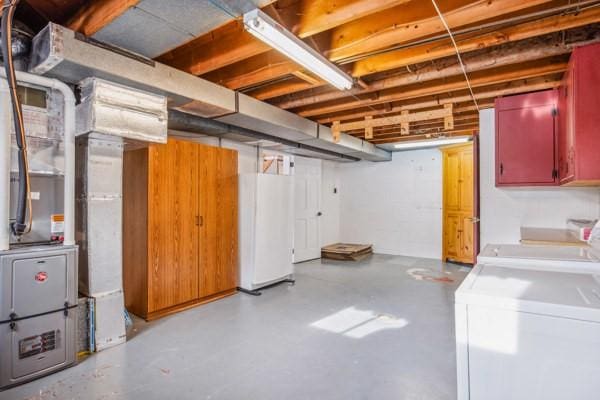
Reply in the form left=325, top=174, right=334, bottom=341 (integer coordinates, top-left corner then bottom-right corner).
left=336, top=150, right=443, bottom=259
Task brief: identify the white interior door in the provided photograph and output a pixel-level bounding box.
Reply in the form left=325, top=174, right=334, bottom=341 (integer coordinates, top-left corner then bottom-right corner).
left=294, top=157, right=322, bottom=263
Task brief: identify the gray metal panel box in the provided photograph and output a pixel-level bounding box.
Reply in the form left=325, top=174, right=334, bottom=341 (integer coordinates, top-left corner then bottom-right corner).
left=0, top=246, right=77, bottom=389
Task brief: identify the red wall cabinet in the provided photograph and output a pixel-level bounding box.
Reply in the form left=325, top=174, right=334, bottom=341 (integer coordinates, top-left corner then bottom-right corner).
left=495, top=89, right=559, bottom=187
left=558, top=43, right=600, bottom=186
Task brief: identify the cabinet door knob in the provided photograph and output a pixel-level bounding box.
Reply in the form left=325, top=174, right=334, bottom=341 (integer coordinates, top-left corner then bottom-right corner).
left=195, top=216, right=203, bottom=226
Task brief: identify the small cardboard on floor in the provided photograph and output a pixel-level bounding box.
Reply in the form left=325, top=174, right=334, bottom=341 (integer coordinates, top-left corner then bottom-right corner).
left=321, top=243, right=373, bottom=261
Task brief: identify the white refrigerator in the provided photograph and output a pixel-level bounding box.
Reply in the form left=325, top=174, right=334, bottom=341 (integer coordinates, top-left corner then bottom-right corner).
left=239, top=173, right=294, bottom=292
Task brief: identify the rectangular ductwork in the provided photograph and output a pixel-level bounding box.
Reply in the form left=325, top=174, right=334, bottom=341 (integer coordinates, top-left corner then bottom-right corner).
left=29, top=23, right=391, bottom=163
left=30, top=23, right=235, bottom=118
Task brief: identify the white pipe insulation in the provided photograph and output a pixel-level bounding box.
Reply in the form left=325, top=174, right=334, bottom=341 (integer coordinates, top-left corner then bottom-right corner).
left=0, top=70, right=76, bottom=248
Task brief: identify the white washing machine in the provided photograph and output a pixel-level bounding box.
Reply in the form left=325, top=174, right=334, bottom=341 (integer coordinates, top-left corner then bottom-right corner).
left=478, top=243, right=600, bottom=272
left=455, top=262, right=600, bottom=400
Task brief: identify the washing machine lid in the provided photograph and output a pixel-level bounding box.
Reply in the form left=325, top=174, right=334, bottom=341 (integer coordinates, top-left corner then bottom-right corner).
left=478, top=244, right=600, bottom=272
left=456, top=263, right=600, bottom=322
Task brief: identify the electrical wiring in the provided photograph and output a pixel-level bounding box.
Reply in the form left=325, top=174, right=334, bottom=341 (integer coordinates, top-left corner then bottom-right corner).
left=1, top=0, right=32, bottom=236
left=430, top=0, right=479, bottom=111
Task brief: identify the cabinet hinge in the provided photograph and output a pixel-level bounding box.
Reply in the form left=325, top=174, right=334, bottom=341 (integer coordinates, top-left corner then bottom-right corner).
left=551, top=108, right=558, bottom=117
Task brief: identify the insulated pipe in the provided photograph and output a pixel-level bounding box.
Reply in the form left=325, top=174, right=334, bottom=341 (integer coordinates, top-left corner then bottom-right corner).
left=0, top=79, right=10, bottom=250
left=0, top=70, right=76, bottom=246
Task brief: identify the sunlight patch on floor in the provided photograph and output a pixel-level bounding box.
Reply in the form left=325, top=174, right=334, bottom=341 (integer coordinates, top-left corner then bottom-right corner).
left=310, top=307, right=409, bottom=339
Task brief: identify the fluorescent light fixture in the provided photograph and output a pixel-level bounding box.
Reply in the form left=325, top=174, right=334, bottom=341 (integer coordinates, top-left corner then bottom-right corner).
left=393, top=136, right=471, bottom=150
left=243, top=9, right=353, bottom=91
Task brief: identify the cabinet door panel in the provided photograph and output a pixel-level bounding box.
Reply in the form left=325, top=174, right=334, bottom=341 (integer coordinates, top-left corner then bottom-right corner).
left=148, top=140, right=199, bottom=312
left=198, top=145, right=219, bottom=298
left=497, top=104, right=556, bottom=185
left=573, top=43, right=600, bottom=182
left=198, top=146, right=239, bottom=298
left=216, top=149, right=238, bottom=293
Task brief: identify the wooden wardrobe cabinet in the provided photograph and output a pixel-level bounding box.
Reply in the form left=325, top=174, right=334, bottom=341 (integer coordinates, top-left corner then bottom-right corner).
left=123, top=139, right=238, bottom=320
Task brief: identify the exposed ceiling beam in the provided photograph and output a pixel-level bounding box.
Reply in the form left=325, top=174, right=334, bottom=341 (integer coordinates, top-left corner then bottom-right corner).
left=316, top=78, right=561, bottom=123
left=365, top=121, right=480, bottom=139
left=66, top=0, right=139, bottom=36
left=345, top=112, right=479, bottom=134
left=297, top=0, right=411, bottom=37
left=299, top=59, right=567, bottom=117
left=157, top=0, right=405, bottom=78
left=201, top=51, right=300, bottom=89
left=247, top=79, right=315, bottom=100
left=353, top=5, right=600, bottom=76
left=24, top=0, right=87, bottom=24
left=214, top=6, right=599, bottom=100
left=371, top=129, right=478, bottom=144
left=273, top=33, right=590, bottom=108
left=202, top=51, right=308, bottom=90
left=327, top=0, right=552, bottom=62
left=321, top=100, right=493, bottom=125
left=156, top=20, right=271, bottom=76
left=339, top=106, right=454, bottom=131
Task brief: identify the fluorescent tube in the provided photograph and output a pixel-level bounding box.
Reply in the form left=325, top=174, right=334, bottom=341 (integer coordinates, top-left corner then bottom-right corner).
left=243, top=9, right=353, bottom=91
left=393, top=136, right=471, bottom=150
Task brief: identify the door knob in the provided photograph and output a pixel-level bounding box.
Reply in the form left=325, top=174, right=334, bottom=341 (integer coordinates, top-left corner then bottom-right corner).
left=467, top=217, right=480, bottom=223
left=317, top=211, right=323, bottom=216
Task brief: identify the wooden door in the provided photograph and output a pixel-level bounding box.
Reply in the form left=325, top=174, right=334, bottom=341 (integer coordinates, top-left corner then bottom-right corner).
left=198, top=145, right=238, bottom=298
left=442, top=143, right=474, bottom=264
left=147, top=140, right=200, bottom=312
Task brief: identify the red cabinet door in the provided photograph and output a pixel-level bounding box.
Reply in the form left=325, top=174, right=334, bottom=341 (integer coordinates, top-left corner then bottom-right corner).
left=495, top=90, right=558, bottom=186
left=572, top=43, right=600, bottom=183
left=558, top=65, right=575, bottom=184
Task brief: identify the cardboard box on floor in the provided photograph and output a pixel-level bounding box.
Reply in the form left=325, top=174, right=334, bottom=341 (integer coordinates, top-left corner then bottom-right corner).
left=322, top=243, right=373, bottom=261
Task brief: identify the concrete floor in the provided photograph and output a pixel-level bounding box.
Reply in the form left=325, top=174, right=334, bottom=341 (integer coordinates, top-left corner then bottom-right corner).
left=1, top=254, right=469, bottom=400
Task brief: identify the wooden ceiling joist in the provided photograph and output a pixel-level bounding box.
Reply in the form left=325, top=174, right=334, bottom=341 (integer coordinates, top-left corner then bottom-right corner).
left=353, top=5, right=600, bottom=76
left=371, top=128, right=478, bottom=144
left=66, top=0, right=139, bottom=36
left=273, top=34, right=584, bottom=108
left=338, top=105, right=454, bottom=131
left=156, top=21, right=270, bottom=76
left=200, top=0, right=573, bottom=97
left=345, top=112, right=478, bottom=134
left=327, top=0, right=552, bottom=62
left=317, top=77, right=561, bottom=124
left=297, top=0, right=412, bottom=37
left=299, top=59, right=567, bottom=117
left=156, top=0, right=412, bottom=79
left=247, top=79, right=315, bottom=100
